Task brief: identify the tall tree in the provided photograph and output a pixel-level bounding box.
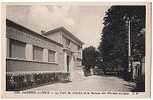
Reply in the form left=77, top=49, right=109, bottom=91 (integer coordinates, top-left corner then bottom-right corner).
left=82, top=46, right=97, bottom=69
left=98, top=6, right=145, bottom=77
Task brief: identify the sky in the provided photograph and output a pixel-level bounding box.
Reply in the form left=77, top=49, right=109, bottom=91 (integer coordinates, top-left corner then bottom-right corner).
left=6, top=5, right=110, bottom=48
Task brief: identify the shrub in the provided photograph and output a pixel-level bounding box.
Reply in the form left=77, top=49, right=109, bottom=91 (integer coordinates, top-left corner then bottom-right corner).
left=6, top=72, right=70, bottom=91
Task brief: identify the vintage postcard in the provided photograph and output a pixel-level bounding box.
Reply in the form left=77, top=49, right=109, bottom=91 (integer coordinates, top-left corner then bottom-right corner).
left=0, top=1, right=151, bottom=98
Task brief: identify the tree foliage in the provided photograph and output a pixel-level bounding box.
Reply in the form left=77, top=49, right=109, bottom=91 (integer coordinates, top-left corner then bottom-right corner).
left=82, top=46, right=97, bottom=69
left=98, top=6, right=145, bottom=72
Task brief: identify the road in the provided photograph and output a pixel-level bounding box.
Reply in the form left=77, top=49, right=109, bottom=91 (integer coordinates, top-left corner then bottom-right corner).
left=24, top=75, right=136, bottom=92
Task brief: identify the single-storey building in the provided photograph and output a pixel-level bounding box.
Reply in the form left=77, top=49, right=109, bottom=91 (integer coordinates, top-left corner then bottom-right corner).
left=6, top=19, right=84, bottom=91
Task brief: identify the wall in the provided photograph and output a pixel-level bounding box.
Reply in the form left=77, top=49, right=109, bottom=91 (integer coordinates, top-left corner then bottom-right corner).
left=141, top=57, right=145, bottom=76
left=45, top=31, right=63, bottom=44
left=6, top=58, right=64, bottom=72
left=6, top=26, right=62, bottom=52
left=62, top=34, right=82, bottom=67
left=6, top=23, right=65, bottom=72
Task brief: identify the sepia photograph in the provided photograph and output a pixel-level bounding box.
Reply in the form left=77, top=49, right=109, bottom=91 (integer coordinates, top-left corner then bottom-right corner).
left=0, top=1, right=151, bottom=98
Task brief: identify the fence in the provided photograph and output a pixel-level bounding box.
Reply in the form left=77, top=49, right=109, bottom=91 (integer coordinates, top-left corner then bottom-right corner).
left=6, top=72, right=70, bottom=91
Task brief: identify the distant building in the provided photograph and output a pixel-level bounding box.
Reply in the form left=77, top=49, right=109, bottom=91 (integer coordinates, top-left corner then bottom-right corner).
left=6, top=19, right=84, bottom=90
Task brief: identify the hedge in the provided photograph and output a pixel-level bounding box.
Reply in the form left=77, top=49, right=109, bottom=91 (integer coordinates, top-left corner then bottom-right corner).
left=6, top=72, right=70, bottom=91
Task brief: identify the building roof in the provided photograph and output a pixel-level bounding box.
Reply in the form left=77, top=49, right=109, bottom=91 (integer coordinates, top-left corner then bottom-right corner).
left=6, top=19, right=63, bottom=47
left=42, top=27, right=84, bottom=45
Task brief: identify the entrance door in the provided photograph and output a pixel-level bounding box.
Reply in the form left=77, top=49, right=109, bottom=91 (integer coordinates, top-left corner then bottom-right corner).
left=67, top=55, right=70, bottom=72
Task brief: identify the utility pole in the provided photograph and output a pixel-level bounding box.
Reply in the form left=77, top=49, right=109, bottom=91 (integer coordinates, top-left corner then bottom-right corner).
left=128, top=19, right=131, bottom=72
left=128, top=19, right=131, bottom=58
left=127, top=18, right=133, bottom=80
left=128, top=18, right=131, bottom=71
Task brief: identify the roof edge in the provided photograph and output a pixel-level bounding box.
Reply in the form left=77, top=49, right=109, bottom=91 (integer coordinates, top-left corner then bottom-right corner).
left=43, top=27, right=85, bottom=45
left=6, top=19, right=63, bottom=47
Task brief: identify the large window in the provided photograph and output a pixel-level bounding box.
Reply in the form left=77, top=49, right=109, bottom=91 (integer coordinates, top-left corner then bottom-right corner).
left=48, top=50, right=56, bottom=62
left=33, top=46, right=43, bottom=61
left=10, top=39, right=26, bottom=59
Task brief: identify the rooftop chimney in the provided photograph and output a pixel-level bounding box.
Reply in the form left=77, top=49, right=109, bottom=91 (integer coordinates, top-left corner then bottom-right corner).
left=41, top=30, right=46, bottom=34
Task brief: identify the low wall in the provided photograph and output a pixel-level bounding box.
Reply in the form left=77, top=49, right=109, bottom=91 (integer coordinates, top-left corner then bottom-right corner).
left=6, top=72, right=70, bottom=91
left=6, top=58, right=70, bottom=91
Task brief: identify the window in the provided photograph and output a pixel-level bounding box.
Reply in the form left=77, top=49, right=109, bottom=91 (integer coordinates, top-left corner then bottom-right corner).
left=33, top=46, right=43, bottom=61
left=48, top=50, right=56, bottom=62
left=78, top=46, right=81, bottom=51
left=77, top=58, right=82, bottom=62
left=10, top=39, right=26, bottom=59
left=66, top=38, right=70, bottom=47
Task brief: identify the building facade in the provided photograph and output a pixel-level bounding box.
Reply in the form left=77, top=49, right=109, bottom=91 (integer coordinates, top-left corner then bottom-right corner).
left=6, top=19, right=84, bottom=91
left=42, top=27, right=84, bottom=80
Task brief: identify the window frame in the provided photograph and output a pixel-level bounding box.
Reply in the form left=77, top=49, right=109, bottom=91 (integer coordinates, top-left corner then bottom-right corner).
left=33, top=45, right=43, bottom=62
left=65, top=38, right=70, bottom=47
left=48, top=49, right=57, bottom=63
left=9, top=39, right=26, bottom=59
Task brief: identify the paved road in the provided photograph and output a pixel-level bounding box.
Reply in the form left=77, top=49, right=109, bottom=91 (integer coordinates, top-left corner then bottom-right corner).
left=25, top=75, right=136, bottom=92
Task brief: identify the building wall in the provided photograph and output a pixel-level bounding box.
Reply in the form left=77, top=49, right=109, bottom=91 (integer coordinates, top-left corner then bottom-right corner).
left=6, top=26, right=62, bottom=52
left=141, top=57, right=145, bottom=76
left=43, top=30, right=83, bottom=68
left=6, top=58, right=63, bottom=72
left=62, top=34, right=82, bottom=67
left=62, top=31, right=82, bottom=48
left=45, top=31, right=63, bottom=44
left=6, top=24, right=65, bottom=73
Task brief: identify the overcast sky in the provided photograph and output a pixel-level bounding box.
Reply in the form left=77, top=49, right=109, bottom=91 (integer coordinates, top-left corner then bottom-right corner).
left=6, top=5, right=110, bottom=48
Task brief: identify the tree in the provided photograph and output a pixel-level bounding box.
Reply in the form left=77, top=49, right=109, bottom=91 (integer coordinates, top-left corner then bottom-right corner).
left=98, top=6, right=145, bottom=78
left=95, top=49, right=103, bottom=68
left=82, top=46, right=97, bottom=69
